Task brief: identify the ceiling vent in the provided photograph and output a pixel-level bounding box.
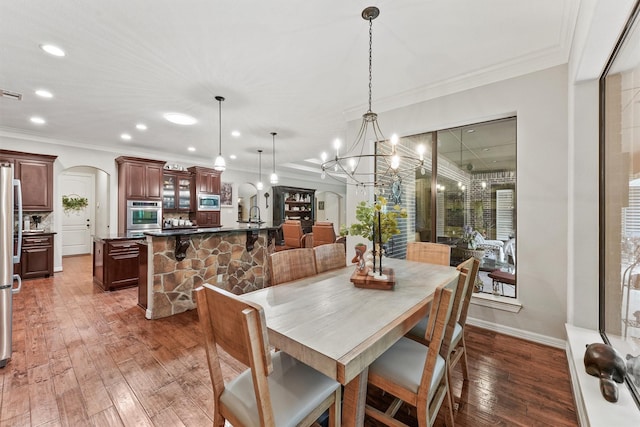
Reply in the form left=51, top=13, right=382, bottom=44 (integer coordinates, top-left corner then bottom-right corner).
left=0, top=89, right=23, bottom=100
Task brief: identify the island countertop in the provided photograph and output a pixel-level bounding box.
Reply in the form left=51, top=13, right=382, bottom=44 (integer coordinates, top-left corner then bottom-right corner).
left=93, top=222, right=280, bottom=242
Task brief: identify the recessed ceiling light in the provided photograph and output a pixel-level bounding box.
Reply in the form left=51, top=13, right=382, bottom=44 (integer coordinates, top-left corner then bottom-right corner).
left=40, top=44, right=66, bottom=57
left=229, top=154, right=237, bottom=160
left=30, top=116, right=45, bottom=125
left=163, top=112, right=197, bottom=125
left=120, top=133, right=132, bottom=141
left=136, top=123, right=147, bottom=131
left=482, top=148, right=490, bottom=152
left=188, top=146, right=196, bottom=152
left=466, top=129, right=475, bottom=133
left=35, top=89, right=53, bottom=98
left=231, top=130, right=241, bottom=137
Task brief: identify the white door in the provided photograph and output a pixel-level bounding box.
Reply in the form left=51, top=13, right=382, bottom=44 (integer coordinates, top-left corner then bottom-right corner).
left=61, top=172, right=94, bottom=256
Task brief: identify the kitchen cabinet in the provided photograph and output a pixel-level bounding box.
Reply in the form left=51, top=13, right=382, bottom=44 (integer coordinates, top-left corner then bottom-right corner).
left=193, top=211, right=220, bottom=228
left=20, top=233, right=54, bottom=279
left=0, top=150, right=57, bottom=212
left=273, top=186, right=315, bottom=233
left=116, top=156, right=166, bottom=233
left=188, top=166, right=220, bottom=195
left=162, top=170, right=193, bottom=212
left=93, top=237, right=143, bottom=291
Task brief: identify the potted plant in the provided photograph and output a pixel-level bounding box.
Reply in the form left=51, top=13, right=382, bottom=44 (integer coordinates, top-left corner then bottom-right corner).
left=344, top=196, right=407, bottom=275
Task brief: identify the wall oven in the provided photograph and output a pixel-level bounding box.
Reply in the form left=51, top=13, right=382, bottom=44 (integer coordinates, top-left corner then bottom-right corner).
left=126, top=200, right=162, bottom=231
left=197, top=194, right=220, bottom=211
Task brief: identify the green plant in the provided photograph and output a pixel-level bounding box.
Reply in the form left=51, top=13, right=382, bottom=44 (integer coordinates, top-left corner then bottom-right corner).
left=62, top=195, right=88, bottom=213
left=346, top=196, right=407, bottom=244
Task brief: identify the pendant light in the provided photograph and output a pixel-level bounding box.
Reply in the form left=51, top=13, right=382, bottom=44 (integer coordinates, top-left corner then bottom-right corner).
left=319, top=6, right=424, bottom=190
left=256, top=149, right=264, bottom=190
left=270, top=132, right=278, bottom=184
left=213, top=95, right=226, bottom=171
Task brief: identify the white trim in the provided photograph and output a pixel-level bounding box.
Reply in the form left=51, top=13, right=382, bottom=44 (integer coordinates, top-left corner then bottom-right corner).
left=566, top=339, right=589, bottom=427
left=470, top=292, right=523, bottom=313
left=468, top=316, right=566, bottom=349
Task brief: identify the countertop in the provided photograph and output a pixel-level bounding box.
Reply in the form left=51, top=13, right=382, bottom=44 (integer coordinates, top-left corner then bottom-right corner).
left=93, top=222, right=279, bottom=241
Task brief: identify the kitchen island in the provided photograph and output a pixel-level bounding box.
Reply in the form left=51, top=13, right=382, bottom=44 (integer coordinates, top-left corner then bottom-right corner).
left=142, top=224, right=279, bottom=319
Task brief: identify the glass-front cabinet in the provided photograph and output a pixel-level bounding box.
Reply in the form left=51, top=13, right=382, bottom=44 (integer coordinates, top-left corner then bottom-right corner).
left=163, top=171, right=193, bottom=213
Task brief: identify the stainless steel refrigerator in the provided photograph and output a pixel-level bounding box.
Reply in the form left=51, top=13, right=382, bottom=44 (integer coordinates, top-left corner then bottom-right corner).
left=0, top=161, right=22, bottom=368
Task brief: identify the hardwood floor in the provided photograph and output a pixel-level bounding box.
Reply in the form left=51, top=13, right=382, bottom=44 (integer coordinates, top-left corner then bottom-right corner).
left=0, top=255, right=578, bottom=426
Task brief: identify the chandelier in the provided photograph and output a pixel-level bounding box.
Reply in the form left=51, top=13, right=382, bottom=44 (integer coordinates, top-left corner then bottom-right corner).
left=320, top=6, right=425, bottom=191
left=213, top=95, right=226, bottom=171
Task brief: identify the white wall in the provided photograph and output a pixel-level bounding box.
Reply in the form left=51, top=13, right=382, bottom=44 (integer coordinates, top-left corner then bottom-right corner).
left=347, top=65, right=570, bottom=341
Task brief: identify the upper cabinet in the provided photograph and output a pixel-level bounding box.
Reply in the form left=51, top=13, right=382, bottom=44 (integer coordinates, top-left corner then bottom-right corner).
left=0, top=150, right=57, bottom=212
left=117, top=157, right=165, bottom=201
left=163, top=170, right=193, bottom=212
left=116, top=156, right=166, bottom=233
left=188, top=166, right=220, bottom=195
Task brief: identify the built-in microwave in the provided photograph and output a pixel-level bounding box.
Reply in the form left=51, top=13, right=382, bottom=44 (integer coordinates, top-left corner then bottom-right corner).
left=126, top=200, right=162, bottom=231
left=197, top=194, right=220, bottom=211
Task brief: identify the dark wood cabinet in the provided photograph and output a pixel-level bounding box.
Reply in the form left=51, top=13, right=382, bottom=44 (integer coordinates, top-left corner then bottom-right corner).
left=273, top=186, right=316, bottom=233
left=193, top=211, right=220, bottom=228
left=163, top=170, right=193, bottom=212
left=116, top=156, right=166, bottom=233
left=188, top=166, right=220, bottom=195
left=0, top=150, right=56, bottom=212
left=93, top=238, right=143, bottom=291
left=20, top=233, right=54, bottom=279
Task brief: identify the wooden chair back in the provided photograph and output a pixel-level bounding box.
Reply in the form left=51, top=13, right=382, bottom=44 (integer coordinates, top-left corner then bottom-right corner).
left=406, top=242, right=451, bottom=266
left=313, top=243, right=346, bottom=273
left=269, top=248, right=317, bottom=285
left=282, top=220, right=306, bottom=248
left=418, top=279, right=459, bottom=423
left=195, top=284, right=274, bottom=424
left=440, top=257, right=475, bottom=357
left=312, top=221, right=337, bottom=247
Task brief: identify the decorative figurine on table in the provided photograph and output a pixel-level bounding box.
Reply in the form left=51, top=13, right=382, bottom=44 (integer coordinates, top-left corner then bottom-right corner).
left=352, top=243, right=368, bottom=275
left=584, top=343, right=626, bottom=402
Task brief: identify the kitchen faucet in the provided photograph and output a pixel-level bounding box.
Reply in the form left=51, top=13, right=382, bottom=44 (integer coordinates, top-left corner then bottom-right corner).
left=249, top=205, right=261, bottom=223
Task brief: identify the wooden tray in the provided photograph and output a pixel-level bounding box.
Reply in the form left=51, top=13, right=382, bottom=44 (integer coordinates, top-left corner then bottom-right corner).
left=350, top=268, right=395, bottom=290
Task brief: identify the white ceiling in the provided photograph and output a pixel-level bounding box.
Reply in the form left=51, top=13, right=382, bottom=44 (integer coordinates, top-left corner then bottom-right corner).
left=0, top=0, right=579, bottom=176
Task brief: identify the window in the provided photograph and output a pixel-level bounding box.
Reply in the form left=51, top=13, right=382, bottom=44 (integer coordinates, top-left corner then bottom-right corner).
left=390, top=118, right=517, bottom=297
left=600, top=1, right=640, bottom=408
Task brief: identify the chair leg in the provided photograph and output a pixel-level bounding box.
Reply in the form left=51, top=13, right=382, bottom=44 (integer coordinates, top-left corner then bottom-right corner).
left=443, top=374, right=456, bottom=427
left=459, top=335, right=470, bottom=381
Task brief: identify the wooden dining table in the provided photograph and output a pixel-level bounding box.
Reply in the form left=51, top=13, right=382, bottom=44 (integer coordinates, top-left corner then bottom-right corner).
left=241, top=256, right=459, bottom=426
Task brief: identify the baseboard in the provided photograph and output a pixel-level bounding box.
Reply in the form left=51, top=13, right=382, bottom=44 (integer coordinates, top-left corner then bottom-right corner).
left=54, top=265, right=63, bottom=272
left=467, top=317, right=566, bottom=349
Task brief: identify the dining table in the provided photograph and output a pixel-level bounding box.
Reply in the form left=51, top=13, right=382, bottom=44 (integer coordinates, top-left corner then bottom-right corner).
left=241, top=256, right=459, bottom=426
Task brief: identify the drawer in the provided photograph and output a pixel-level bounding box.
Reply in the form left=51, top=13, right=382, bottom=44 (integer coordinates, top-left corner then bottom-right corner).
left=22, top=235, right=53, bottom=247
left=107, top=240, right=143, bottom=254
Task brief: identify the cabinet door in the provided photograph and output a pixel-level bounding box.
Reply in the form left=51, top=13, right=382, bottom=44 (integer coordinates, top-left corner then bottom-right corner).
left=125, top=163, right=147, bottom=199
left=145, top=164, right=163, bottom=200
left=17, top=159, right=53, bottom=211
left=21, top=246, right=53, bottom=279
left=177, top=176, right=192, bottom=211
left=163, top=174, right=177, bottom=210
left=210, top=173, right=220, bottom=194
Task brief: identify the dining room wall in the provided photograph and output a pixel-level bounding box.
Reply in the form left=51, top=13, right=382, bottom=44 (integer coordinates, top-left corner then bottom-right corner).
left=345, top=64, right=570, bottom=343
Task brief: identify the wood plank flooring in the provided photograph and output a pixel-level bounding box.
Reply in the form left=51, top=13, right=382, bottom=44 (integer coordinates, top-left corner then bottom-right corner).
left=0, top=255, right=578, bottom=426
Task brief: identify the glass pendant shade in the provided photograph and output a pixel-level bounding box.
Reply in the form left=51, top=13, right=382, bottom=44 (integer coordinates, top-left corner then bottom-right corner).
left=213, top=96, right=226, bottom=171
left=256, top=149, right=264, bottom=190
left=270, top=132, right=278, bottom=184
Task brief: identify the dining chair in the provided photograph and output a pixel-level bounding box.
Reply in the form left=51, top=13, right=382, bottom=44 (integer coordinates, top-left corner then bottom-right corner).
left=313, top=243, right=346, bottom=273
left=268, top=248, right=317, bottom=286
left=406, top=241, right=451, bottom=266
left=195, top=283, right=342, bottom=427
left=311, top=221, right=337, bottom=247
left=281, top=219, right=312, bottom=249
left=407, top=257, right=480, bottom=408
left=365, top=271, right=465, bottom=427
